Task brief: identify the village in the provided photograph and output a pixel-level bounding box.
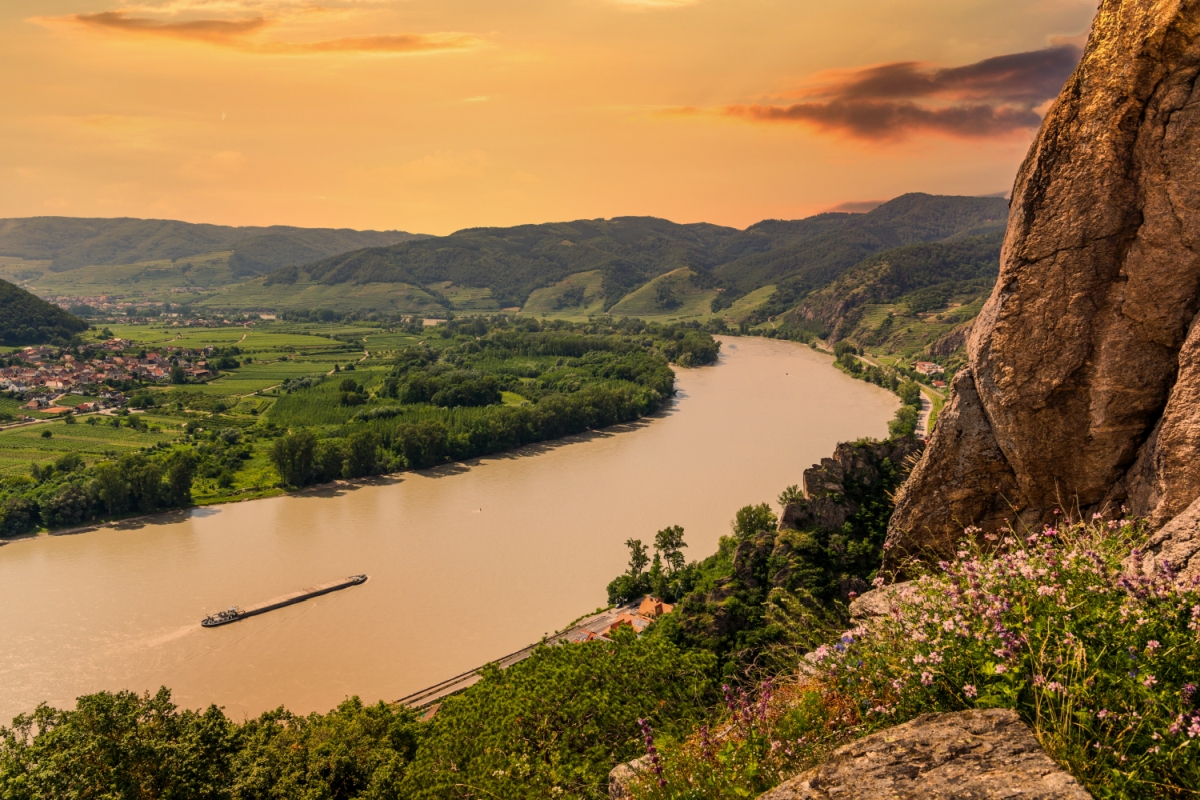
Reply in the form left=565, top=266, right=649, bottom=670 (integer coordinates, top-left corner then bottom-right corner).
left=0, top=340, right=218, bottom=420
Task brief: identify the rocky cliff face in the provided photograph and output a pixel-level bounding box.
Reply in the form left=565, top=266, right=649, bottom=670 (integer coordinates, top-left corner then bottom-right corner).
left=887, top=0, right=1200, bottom=565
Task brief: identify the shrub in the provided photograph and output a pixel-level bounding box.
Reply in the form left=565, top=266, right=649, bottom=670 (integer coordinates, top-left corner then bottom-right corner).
left=634, top=517, right=1200, bottom=799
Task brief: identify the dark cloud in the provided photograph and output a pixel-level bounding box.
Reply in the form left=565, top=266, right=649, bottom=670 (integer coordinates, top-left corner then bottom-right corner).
left=63, top=11, right=481, bottom=54
left=724, top=44, right=1083, bottom=140
left=72, top=12, right=269, bottom=42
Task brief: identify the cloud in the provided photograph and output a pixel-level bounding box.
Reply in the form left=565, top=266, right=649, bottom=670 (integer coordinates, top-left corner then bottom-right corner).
left=47, top=10, right=481, bottom=55
left=72, top=10, right=268, bottom=41
left=721, top=44, right=1083, bottom=140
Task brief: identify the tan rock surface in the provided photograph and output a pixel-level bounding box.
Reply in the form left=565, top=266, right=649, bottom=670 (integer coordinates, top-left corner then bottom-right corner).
left=1130, top=494, right=1200, bottom=582
left=757, top=709, right=1091, bottom=800
left=888, top=0, right=1200, bottom=562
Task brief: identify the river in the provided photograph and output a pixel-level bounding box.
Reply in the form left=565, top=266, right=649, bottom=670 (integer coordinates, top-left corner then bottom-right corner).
left=0, top=337, right=897, bottom=724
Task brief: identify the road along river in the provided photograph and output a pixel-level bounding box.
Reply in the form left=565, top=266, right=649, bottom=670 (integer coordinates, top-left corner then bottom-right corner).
left=0, top=336, right=898, bottom=724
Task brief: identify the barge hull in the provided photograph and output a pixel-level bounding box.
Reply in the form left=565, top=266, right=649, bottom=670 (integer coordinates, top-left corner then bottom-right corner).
left=203, top=575, right=367, bottom=627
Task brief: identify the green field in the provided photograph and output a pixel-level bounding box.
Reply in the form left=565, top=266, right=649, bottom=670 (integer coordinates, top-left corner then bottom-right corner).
left=181, top=361, right=341, bottom=396
left=0, top=417, right=179, bottom=476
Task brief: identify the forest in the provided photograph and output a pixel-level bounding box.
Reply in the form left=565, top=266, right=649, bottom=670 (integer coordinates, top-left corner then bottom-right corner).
left=0, top=280, right=88, bottom=346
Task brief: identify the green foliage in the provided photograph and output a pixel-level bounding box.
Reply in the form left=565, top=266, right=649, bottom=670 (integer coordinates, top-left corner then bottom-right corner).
left=0, top=688, right=234, bottom=800
left=401, top=629, right=717, bottom=798
left=647, top=440, right=914, bottom=676
left=0, top=447, right=198, bottom=535
left=268, top=319, right=717, bottom=487
left=0, top=689, right=421, bottom=800
left=0, top=279, right=88, bottom=345
left=887, top=405, right=919, bottom=438
left=631, top=518, right=1200, bottom=800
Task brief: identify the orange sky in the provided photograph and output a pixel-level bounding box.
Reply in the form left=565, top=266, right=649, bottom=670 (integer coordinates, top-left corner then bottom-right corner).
left=1, top=0, right=1099, bottom=235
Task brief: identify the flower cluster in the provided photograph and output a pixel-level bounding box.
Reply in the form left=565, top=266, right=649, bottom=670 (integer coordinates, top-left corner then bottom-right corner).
left=816, top=517, right=1200, bottom=796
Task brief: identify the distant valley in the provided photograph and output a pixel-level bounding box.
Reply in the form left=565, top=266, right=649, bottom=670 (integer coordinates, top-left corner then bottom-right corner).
left=0, top=193, right=1007, bottom=365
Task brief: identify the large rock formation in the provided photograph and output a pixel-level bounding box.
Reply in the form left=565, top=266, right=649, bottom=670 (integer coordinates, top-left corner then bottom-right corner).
left=755, top=709, right=1092, bottom=800
left=887, top=0, right=1200, bottom=564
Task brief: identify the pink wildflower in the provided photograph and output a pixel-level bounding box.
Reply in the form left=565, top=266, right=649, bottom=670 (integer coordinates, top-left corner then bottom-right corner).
left=963, top=684, right=978, bottom=698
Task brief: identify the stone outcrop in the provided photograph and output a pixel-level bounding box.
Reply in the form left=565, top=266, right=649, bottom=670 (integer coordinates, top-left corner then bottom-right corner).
left=756, top=709, right=1092, bottom=800
left=782, top=438, right=922, bottom=534
left=608, top=755, right=650, bottom=799
left=887, top=0, right=1200, bottom=565
left=1130, top=493, right=1200, bottom=582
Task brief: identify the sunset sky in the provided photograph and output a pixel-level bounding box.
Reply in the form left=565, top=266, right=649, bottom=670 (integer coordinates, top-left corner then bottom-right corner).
left=2, top=0, right=1099, bottom=235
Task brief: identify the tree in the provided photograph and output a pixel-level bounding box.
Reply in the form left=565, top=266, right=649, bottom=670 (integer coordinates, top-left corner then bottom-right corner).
left=654, top=525, right=687, bottom=574
left=343, top=430, right=380, bottom=479
left=778, top=484, right=803, bottom=506
left=170, top=364, right=187, bottom=384
left=625, top=538, right=649, bottom=578
left=898, top=380, right=922, bottom=407
left=733, top=503, right=777, bottom=541
left=269, top=430, right=318, bottom=487
left=164, top=452, right=196, bottom=507
left=888, top=405, right=920, bottom=439
left=90, top=462, right=129, bottom=515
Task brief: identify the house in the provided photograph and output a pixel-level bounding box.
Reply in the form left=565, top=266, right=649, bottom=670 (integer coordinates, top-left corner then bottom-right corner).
left=932, top=379, right=947, bottom=389
left=914, top=361, right=945, bottom=376
left=22, top=398, right=49, bottom=410
left=637, top=596, right=674, bottom=618
left=605, top=613, right=653, bottom=635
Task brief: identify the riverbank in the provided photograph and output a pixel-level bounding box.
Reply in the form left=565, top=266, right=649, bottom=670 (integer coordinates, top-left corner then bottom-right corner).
left=0, top=336, right=898, bottom=726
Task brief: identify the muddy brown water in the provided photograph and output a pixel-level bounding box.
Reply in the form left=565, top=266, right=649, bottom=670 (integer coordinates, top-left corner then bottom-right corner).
left=0, top=337, right=897, bottom=724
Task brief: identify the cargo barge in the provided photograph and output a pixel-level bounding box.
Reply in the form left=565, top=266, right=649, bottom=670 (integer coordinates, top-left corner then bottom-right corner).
left=201, top=574, right=368, bottom=627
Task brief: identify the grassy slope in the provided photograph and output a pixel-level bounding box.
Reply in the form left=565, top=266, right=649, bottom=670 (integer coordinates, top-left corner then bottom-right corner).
left=608, top=268, right=717, bottom=318
left=521, top=270, right=607, bottom=317
left=199, top=274, right=447, bottom=313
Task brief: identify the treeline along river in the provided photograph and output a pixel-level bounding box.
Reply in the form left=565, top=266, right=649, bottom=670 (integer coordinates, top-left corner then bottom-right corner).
left=0, top=337, right=897, bottom=725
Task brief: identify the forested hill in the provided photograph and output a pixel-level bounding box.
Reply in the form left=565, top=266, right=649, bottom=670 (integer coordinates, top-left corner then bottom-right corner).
left=788, top=231, right=1005, bottom=341
left=276, top=216, right=741, bottom=309
left=0, top=218, right=424, bottom=276
left=0, top=279, right=88, bottom=345
left=268, top=193, right=1007, bottom=310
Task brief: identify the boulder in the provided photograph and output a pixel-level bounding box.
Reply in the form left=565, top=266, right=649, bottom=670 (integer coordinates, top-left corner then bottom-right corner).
left=887, top=0, right=1200, bottom=564
left=848, top=581, right=913, bottom=622
left=608, top=755, right=651, bottom=799
left=756, top=709, right=1092, bottom=799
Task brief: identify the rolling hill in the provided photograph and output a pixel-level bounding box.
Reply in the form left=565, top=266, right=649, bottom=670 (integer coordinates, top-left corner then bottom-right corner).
left=250, top=193, right=1007, bottom=316
left=0, top=217, right=424, bottom=276
left=0, top=279, right=88, bottom=345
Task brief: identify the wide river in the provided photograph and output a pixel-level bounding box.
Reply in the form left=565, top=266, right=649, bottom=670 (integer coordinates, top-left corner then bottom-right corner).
left=0, top=337, right=897, bottom=724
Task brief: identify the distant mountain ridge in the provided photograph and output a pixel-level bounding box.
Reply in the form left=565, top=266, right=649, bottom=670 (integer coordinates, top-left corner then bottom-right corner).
left=0, top=217, right=425, bottom=276
left=267, top=193, right=1009, bottom=310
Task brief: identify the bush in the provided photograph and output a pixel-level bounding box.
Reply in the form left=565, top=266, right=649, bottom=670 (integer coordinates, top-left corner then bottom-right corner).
left=634, top=517, right=1200, bottom=799
left=401, top=628, right=717, bottom=798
